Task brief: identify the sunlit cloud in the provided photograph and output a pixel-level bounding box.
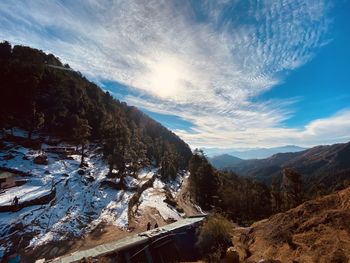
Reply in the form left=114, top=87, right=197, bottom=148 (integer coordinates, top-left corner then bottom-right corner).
left=0, top=0, right=345, bottom=148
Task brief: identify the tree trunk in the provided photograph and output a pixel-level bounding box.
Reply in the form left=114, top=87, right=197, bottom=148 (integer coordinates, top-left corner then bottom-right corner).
left=80, top=143, right=85, bottom=167
left=28, top=129, right=33, bottom=140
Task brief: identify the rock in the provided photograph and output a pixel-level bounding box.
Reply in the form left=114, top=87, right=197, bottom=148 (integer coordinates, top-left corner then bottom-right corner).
left=3, top=154, right=14, bottom=160
left=78, top=169, right=85, bottom=175
left=33, top=155, right=48, bottom=165
left=86, top=176, right=95, bottom=182
left=44, top=170, right=51, bottom=175
left=224, top=247, right=240, bottom=263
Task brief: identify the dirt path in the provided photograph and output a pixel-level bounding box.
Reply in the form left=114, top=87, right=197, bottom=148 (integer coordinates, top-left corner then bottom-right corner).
left=175, top=175, right=202, bottom=216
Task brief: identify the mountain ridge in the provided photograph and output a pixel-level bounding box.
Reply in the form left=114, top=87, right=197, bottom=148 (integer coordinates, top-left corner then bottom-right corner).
left=208, top=154, right=243, bottom=169
left=226, top=141, right=350, bottom=192
left=203, top=145, right=306, bottom=159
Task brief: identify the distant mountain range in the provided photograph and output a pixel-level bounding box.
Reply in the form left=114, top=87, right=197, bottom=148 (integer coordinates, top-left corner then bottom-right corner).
left=225, top=141, right=350, bottom=192
left=208, top=154, right=243, bottom=170
left=204, top=145, right=306, bottom=159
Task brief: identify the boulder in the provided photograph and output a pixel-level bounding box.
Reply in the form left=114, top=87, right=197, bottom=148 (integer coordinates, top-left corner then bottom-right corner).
left=34, top=155, right=48, bottom=165
left=224, top=247, right=240, bottom=263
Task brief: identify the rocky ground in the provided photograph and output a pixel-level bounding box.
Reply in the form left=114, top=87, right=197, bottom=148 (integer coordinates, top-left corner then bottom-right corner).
left=229, top=187, right=350, bottom=263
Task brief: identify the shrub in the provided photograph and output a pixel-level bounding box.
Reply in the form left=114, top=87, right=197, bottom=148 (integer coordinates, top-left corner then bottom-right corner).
left=196, top=213, right=233, bottom=262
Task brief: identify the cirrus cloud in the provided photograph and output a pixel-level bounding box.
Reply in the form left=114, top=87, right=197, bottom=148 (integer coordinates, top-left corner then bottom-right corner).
left=1, top=0, right=346, bottom=148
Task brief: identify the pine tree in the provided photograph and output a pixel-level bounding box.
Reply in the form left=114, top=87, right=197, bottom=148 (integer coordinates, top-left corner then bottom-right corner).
left=281, top=168, right=303, bottom=210
left=271, top=177, right=282, bottom=212
left=72, top=115, right=91, bottom=167
left=0, top=41, right=11, bottom=60
left=188, top=149, right=219, bottom=210
left=128, top=125, right=148, bottom=177
left=26, top=103, right=45, bottom=140
left=102, top=115, right=130, bottom=179
left=160, top=150, right=179, bottom=181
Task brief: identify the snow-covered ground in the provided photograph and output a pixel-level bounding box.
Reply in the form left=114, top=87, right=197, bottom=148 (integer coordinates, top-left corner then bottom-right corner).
left=0, top=130, right=187, bottom=259
left=0, top=181, right=51, bottom=206
left=138, top=179, right=182, bottom=221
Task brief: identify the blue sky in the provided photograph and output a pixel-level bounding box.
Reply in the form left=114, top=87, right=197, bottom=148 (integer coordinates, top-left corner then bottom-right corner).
left=0, top=0, right=349, bottom=148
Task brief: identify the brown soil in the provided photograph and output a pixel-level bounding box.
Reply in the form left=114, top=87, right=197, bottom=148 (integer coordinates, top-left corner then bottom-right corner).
left=230, top=187, right=350, bottom=263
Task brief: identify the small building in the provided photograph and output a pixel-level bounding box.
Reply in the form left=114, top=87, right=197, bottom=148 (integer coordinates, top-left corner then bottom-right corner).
left=0, top=171, right=17, bottom=190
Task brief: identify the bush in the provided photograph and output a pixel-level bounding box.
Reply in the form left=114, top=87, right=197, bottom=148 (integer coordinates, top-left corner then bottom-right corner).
left=196, top=214, right=233, bottom=262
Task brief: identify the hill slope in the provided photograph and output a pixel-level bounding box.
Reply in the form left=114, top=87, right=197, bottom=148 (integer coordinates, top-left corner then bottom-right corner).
left=227, top=141, right=350, bottom=191
left=230, top=187, right=350, bottom=262
left=0, top=136, right=186, bottom=261
left=0, top=41, right=192, bottom=173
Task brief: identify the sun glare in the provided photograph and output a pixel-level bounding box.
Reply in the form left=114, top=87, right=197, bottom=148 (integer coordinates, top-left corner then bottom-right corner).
left=145, top=57, right=187, bottom=98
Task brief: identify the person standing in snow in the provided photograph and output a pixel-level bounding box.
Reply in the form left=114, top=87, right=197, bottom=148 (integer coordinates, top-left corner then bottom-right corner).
left=147, top=222, right=151, bottom=231
left=13, top=196, right=19, bottom=206
left=154, top=222, right=158, bottom=229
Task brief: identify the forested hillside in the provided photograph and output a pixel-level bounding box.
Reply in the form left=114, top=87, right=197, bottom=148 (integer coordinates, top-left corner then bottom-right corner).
left=189, top=149, right=271, bottom=224
left=226, top=141, right=350, bottom=194
left=0, top=41, right=192, bottom=179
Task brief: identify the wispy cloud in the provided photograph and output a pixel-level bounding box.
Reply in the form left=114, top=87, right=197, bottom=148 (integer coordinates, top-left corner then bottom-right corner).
left=0, top=0, right=345, bottom=148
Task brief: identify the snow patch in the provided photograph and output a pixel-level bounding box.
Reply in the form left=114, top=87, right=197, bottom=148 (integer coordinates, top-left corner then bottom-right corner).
left=138, top=178, right=181, bottom=221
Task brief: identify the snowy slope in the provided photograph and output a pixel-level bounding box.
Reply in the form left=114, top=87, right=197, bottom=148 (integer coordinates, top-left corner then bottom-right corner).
left=137, top=177, right=183, bottom=221
left=0, top=132, right=186, bottom=259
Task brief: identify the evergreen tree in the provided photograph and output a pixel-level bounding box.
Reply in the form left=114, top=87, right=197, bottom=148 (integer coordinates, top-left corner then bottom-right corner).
left=26, top=102, right=45, bottom=140
left=128, top=124, right=148, bottom=177
left=160, top=150, right=179, bottom=181
left=102, top=115, right=130, bottom=179
left=281, top=168, right=303, bottom=210
left=271, top=177, right=282, bottom=212
left=72, top=115, right=91, bottom=167
left=189, top=149, right=219, bottom=210
left=0, top=41, right=12, bottom=60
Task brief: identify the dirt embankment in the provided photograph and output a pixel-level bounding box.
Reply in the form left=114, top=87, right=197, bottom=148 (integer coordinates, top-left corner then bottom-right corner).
left=230, top=187, right=350, bottom=263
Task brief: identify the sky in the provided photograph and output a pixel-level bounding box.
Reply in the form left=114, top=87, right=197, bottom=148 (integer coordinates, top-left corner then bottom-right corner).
left=0, top=0, right=349, bottom=149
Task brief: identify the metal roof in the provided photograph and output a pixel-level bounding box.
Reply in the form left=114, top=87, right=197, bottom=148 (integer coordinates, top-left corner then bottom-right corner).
left=44, top=216, right=206, bottom=263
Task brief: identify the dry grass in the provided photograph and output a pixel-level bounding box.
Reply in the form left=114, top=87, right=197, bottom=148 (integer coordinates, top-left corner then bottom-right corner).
left=229, top=187, right=350, bottom=263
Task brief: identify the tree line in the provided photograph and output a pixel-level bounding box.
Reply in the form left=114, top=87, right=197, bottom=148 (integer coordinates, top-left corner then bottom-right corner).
left=0, top=41, right=192, bottom=180
left=189, top=149, right=305, bottom=224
